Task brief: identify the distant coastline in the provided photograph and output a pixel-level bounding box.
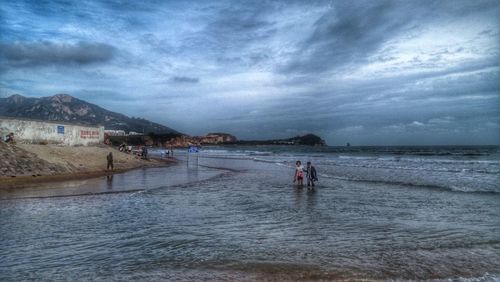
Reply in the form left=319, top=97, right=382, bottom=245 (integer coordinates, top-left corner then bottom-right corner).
left=230, top=134, right=327, bottom=146
left=107, top=132, right=327, bottom=148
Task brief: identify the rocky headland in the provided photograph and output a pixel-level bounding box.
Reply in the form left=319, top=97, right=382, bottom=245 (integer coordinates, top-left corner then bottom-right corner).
left=234, top=134, right=327, bottom=146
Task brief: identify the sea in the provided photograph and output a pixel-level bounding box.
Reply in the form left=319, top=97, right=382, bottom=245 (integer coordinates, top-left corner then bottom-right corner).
left=1, top=145, right=499, bottom=281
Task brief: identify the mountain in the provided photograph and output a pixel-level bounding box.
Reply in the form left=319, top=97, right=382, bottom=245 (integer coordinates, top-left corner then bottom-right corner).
left=0, top=94, right=180, bottom=134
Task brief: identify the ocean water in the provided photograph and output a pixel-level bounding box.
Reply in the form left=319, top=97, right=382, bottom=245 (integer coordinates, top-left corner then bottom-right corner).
left=1, top=146, right=499, bottom=280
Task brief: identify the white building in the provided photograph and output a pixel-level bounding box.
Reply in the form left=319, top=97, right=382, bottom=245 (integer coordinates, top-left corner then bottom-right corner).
left=104, top=129, right=126, bottom=136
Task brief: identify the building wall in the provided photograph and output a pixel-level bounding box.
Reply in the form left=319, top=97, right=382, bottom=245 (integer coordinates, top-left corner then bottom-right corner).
left=104, top=129, right=126, bottom=136
left=0, top=117, right=104, bottom=146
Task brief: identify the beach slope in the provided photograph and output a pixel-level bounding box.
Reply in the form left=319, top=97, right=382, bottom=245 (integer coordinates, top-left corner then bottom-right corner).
left=0, top=143, right=172, bottom=187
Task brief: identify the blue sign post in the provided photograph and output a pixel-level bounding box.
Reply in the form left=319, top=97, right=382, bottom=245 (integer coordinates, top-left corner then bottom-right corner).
left=57, top=125, right=64, bottom=134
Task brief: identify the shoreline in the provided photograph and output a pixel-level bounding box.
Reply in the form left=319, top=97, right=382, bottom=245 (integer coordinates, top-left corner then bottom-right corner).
left=0, top=158, right=177, bottom=189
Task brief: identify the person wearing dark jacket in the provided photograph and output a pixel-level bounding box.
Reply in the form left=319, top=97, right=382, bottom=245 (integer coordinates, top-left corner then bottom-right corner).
left=107, top=152, right=114, bottom=170
left=306, top=161, right=318, bottom=189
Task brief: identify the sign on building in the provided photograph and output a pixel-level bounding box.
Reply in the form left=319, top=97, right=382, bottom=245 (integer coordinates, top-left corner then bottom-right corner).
left=80, top=130, right=100, bottom=139
left=57, top=125, right=64, bottom=134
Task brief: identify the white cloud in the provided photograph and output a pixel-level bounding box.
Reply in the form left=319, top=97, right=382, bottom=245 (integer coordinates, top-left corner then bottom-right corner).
left=409, top=121, right=425, bottom=127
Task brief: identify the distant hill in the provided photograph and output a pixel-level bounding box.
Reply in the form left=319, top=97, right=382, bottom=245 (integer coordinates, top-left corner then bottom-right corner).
left=0, top=94, right=179, bottom=134
left=236, top=134, right=327, bottom=146
left=286, top=134, right=327, bottom=146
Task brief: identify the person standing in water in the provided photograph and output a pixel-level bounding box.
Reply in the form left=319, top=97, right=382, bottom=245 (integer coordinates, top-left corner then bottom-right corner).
left=306, top=161, right=318, bottom=189
left=293, top=161, right=305, bottom=186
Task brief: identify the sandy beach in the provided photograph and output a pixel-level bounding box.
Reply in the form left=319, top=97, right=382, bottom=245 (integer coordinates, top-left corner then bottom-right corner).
left=0, top=142, right=175, bottom=188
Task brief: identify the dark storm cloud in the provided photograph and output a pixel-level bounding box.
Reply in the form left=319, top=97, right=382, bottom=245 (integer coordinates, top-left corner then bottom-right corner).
left=282, top=0, right=499, bottom=74
left=208, top=3, right=274, bottom=36
left=0, top=0, right=498, bottom=145
left=182, top=1, right=278, bottom=63
left=101, top=0, right=165, bottom=12
left=131, top=2, right=281, bottom=75
left=282, top=1, right=409, bottom=74
left=0, top=41, right=115, bottom=67
left=171, top=76, right=199, bottom=83
left=215, top=59, right=500, bottom=141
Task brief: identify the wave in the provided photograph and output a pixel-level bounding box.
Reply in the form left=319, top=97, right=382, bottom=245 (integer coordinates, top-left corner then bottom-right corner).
left=453, top=272, right=500, bottom=282
left=201, top=150, right=500, bottom=164
left=198, top=155, right=251, bottom=161
left=197, top=164, right=244, bottom=173
left=320, top=162, right=500, bottom=175
left=317, top=173, right=500, bottom=194
left=251, top=157, right=288, bottom=165
left=191, top=146, right=500, bottom=163
left=1, top=188, right=146, bottom=200
left=312, top=156, right=500, bottom=175
left=197, top=151, right=500, bottom=192
left=336, top=154, right=500, bottom=165
left=201, top=152, right=500, bottom=175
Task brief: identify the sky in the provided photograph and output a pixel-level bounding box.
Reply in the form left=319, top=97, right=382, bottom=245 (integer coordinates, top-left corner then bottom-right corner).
left=0, top=0, right=499, bottom=145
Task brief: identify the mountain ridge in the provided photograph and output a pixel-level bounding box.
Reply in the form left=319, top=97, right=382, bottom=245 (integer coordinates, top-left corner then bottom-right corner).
left=0, top=94, right=180, bottom=134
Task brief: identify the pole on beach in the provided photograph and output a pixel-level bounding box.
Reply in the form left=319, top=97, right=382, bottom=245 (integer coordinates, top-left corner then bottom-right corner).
left=187, top=145, right=199, bottom=168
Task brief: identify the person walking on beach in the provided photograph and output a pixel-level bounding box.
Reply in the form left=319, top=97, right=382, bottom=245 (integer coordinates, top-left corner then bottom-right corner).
left=294, top=161, right=305, bottom=186
left=107, top=152, right=114, bottom=171
left=306, top=161, right=318, bottom=189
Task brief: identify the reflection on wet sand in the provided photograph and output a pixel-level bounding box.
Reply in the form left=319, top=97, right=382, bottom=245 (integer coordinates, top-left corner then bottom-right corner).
left=106, top=175, right=113, bottom=189
left=0, top=163, right=224, bottom=200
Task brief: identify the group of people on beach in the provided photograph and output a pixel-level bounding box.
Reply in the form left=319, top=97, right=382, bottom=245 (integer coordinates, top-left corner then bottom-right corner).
left=294, top=161, right=318, bottom=189
left=160, top=148, right=174, bottom=159
left=3, top=132, right=14, bottom=143
left=117, top=143, right=150, bottom=158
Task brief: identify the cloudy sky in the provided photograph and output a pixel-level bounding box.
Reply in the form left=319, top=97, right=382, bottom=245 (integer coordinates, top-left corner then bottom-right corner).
left=1, top=0, right=499, bottom=145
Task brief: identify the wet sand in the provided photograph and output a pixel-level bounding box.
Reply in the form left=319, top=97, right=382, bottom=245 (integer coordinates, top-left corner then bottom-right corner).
left=0, top=161, right=225, bottom=200
left=0, top=165, right=167, bottom=189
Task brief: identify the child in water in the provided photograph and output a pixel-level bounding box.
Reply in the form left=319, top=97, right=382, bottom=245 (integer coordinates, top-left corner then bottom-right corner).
left=293, top=161, right=305, bottom=186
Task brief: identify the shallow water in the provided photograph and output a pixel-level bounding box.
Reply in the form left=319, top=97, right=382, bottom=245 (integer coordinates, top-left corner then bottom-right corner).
left=1, top=146, right=499, bottom=280
left=0, top=164, right=223, bottom=200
